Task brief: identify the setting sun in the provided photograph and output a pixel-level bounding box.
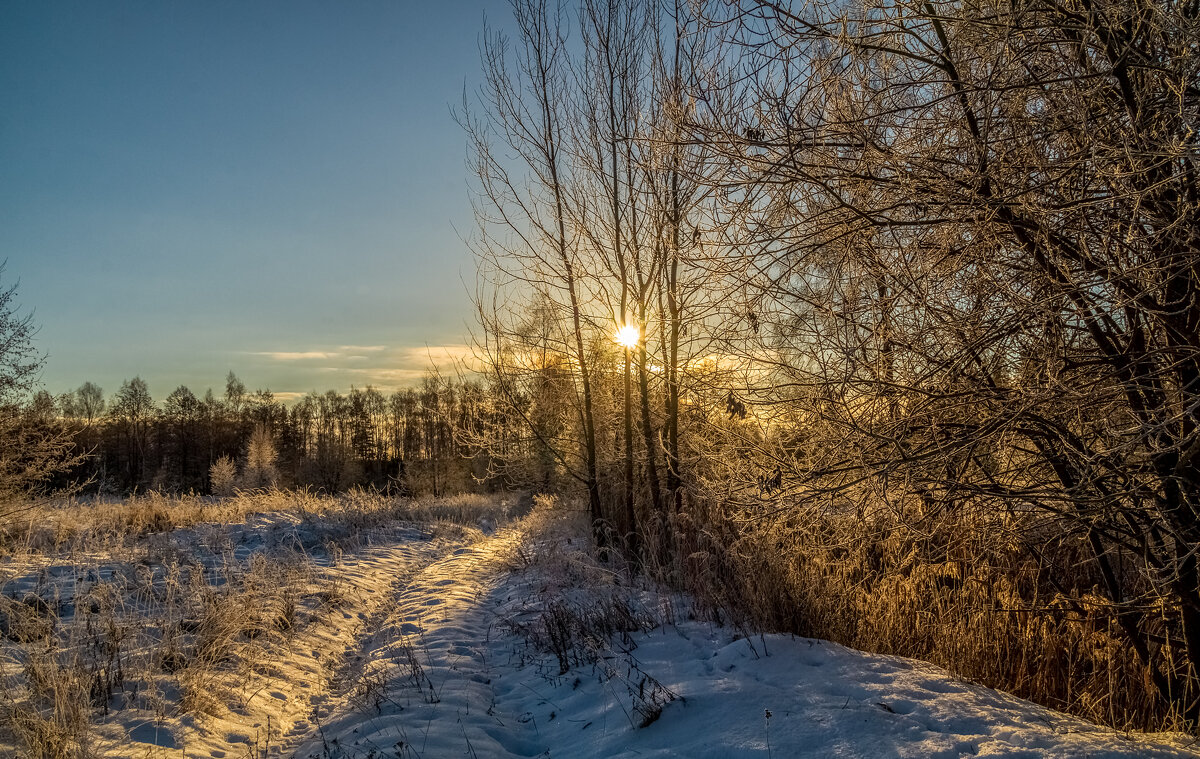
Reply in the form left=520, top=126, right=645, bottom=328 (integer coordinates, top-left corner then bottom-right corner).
left=614, top=324, right=640, bottom=348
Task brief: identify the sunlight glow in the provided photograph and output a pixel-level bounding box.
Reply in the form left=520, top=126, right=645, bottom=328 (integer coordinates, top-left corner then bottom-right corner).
left=615, top=324, right=640, bottom=349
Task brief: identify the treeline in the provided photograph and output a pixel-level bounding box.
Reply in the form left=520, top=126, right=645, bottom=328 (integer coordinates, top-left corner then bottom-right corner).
left=466, top=0, right=1200, bottom=732
left=35, top=372, right=498, bottom=496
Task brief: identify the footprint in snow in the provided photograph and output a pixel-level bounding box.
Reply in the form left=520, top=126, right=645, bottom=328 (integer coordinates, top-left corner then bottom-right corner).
left=883, top=698, right=918, bottom=715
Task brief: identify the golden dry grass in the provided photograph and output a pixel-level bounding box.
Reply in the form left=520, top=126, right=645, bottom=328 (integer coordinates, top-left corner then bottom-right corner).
left=653, top=494, right=1184, bottom=733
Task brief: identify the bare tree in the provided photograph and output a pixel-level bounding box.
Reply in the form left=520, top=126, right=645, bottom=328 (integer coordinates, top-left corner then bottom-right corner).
left=463, top=0, right=607, bottom=535
left=574, top=0, right=654, bottom=550
left=692, top=0, right=1200, bottom=721
left=109, top=377, right=155, bottom=487
left=0, top=272, right=79, bottom=516
left=75, top=381, right=104, bottom=425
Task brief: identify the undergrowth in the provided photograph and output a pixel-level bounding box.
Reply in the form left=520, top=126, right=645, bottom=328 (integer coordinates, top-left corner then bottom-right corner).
left=648, top=493, right=1186, bottom=733
left=499, top=497, right=681, bottom=730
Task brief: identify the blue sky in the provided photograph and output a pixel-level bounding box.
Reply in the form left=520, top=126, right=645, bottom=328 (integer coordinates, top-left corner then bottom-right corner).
left=1, top=1, right=500, bottom=402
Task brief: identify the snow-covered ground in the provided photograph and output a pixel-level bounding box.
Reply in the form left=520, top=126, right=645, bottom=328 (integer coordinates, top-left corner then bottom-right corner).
left=3, top=498, right=1196, bottom=758
left=292, top=513, right=1199, bottom=759
left=0, top=498, right=499, bottom=759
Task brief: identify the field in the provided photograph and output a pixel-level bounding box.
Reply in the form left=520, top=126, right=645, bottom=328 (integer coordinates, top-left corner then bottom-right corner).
left=0, top=491, right=1195, bottom=758
left=0, top=490, right=518, bottom=758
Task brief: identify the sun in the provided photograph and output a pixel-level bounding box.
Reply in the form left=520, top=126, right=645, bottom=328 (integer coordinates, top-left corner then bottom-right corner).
left=614, top=324, right=640, bottom=348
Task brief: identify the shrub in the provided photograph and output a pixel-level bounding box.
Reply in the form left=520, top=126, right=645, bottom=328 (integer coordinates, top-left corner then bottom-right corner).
left=209, top=456, right=237, bottom=497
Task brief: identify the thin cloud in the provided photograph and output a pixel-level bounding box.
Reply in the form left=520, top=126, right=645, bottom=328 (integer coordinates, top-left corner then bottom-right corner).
left=365, top=368, right=433, bottom=381
left=242, top=343, right=484, bottom=397
left=253, top=351, right=340, bottom=361
left=393, top=344, right=477, bottom=365
left=317, top=366, right=369, bottom=374
left=338, top=345, right=387, bottom=353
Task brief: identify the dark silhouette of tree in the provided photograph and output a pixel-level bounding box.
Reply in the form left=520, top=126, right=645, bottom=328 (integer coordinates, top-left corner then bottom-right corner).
left=75, top=381, right=104, bottom=424
left=0, top=271, right=80, bottom=516
left=224, top=371, right=247, bottom=417
left=163, top=385, right=202, bottom=491
left=108, top=377, right=155, bottom=488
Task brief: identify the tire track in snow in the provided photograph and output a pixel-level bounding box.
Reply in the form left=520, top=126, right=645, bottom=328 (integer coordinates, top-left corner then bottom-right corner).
left=173, top=527, right=476, bottom=759
left=273, top=535, right=456, bottom=752
left=285, top=529, right=524, bottom=758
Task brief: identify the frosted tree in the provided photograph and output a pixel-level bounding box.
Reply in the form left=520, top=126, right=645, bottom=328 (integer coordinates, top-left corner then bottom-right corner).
left=243, top=424, right=278, bottom=490
left=209, top=455, right=237, bottom=497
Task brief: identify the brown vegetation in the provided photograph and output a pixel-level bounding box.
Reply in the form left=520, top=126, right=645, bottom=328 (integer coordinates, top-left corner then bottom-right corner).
left=0, top=491, right=510, bottom=757
left=464, top=0, right=1200, bottom=732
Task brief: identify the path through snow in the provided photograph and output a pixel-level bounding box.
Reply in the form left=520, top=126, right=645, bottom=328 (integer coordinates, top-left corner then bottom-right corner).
left=102, top=519, right=482, bottom=759
left=288, top=523, right=1200, bottom=759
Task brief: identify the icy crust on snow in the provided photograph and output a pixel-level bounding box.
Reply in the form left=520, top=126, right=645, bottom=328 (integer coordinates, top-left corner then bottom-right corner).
left=294, top=533, right=1198, bottom=759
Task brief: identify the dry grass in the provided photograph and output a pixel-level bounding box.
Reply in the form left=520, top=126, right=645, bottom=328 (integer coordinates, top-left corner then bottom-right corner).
left=0, top=539, right=319, bottom=757
left=649, top=493, right=1182, bottom=733
left=0, top=489, right=515, bottom=757
left=294, top=490, right=516, bottom=547
left=0, top=489, right=510, bottom=558
left=498, top=495, right=680, bottom=729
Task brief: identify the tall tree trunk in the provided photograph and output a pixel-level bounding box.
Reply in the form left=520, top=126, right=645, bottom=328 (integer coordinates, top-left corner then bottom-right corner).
left=664, top=164, right=682, bottom=513
left=637, top=310, right=664, bottom=552
left=601, top=0, right=637, bottom=552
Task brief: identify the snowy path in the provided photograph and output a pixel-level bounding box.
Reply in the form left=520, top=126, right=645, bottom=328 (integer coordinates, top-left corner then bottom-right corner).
left=269, top=531, right=501, bottom=756
left=287, top=529, right=1200, bottom=759
left=125, top=526, right=482, bottom=759
left=288, top=529, right=527, bottom=758
left=90, top=510, right=1198, bottom=758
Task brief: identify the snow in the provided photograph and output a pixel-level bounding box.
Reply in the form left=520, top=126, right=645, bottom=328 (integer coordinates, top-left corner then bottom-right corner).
left=0, top=505, right=481, bottom=759
left=291, top=519, right=1198, bottom=759
left=3, top=501, right=1196, bottom=758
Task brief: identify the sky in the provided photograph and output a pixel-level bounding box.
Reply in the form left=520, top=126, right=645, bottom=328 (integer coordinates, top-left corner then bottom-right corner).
left=1, top=1, right=502, bottom=403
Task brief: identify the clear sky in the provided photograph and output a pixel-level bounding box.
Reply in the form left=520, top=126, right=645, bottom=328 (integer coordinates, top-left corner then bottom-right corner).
left=1, top=1, right=500, bottom=402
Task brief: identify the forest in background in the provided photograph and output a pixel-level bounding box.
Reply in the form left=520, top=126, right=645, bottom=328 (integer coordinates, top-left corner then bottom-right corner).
left=26, top=373, right=493, bottom=498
